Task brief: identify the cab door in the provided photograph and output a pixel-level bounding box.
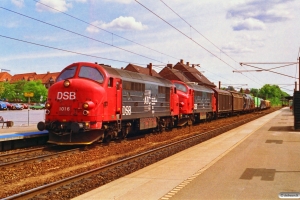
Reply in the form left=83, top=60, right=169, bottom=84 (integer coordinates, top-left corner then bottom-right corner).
left=104, top=77, right=116, bottom=121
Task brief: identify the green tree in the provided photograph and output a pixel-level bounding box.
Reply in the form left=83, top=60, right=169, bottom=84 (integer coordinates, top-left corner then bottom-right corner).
left=14, top=80, right=27, bottom=102
left=1, top=82, right=16, bottom=101
left=250, top=88, right=259, bottom=97
left=0, top=82, right=5, bottom=99
left=258, top=84, right=289, bottom=106
left=23, top=81, right=48, bottom=103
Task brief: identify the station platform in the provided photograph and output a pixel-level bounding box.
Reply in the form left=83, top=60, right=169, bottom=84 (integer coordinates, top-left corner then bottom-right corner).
left=0, top=130, right=48, bottom=142
left=0, top=125, right=48, bottom=151
left=73, top=107, right=299, bottom=200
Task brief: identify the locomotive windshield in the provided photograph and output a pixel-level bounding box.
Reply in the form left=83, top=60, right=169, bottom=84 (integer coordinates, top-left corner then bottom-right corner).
left=56, top=66, right=77, bottom=82
left=174, top=82, right=187, bottom=93
left=78, top=66, right=104, bottom=83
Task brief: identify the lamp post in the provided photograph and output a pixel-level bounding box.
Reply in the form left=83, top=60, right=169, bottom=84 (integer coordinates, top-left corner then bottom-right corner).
left=298, top=57, right=300, bottom=91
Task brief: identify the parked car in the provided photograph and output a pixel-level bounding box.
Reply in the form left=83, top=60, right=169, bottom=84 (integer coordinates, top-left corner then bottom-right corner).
left=0, top=101, right=7, bottom=110
left=21, top=103, right=29, bottom=109
left=30, top=103, right=45, bottom=110
left=3, top=102, right=15, bottom=110
left=13, top=103, right=23, bottom=110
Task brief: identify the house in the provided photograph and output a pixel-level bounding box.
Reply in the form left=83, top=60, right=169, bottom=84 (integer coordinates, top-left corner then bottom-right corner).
left=123, top=63, right=162, bottom=78
left=159, top=64, right=190, bottom=82
left=10, top=73, right=37, bottom=83
left=2, top=71, right=60, bottom=89
left=159, top=59, right=216, bottom=88
left=35, top=72, right=60, bottom=89
left=0, top=72, right=12, bottom=82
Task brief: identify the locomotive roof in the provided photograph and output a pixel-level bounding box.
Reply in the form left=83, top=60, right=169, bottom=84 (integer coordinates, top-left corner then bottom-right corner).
left=186, top=83, right=214, bottom=93
left=101, top=65, right=173, bottom=87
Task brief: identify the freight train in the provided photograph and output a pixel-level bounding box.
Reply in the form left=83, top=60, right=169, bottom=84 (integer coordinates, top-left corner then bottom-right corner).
left=37, top=62, right=270, bottom=145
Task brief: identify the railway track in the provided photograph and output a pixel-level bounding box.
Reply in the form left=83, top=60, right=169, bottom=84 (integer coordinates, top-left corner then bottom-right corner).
left=0, top=146, right=81, bottom=168
left=3, top=113, right=263, bottom=200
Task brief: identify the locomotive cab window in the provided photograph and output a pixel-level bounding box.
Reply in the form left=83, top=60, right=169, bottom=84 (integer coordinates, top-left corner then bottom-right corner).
left=78, top=66, right=104, bottom=83
left=108, top=77, right=113, bottom=87
left=174, top=82, right=187, bottom=93
left=56, top=66, right=77, bottom=82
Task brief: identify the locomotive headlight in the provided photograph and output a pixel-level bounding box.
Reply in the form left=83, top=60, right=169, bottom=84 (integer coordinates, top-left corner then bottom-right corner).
left=82, top=101, right=95, bottom=110
left=85, top=122, right=90, bottom=128
left=45, top=102, right=51, bottom=109
left=83, top=103, right=89, bottom=109
left=63, top=79, right=71, bottom=87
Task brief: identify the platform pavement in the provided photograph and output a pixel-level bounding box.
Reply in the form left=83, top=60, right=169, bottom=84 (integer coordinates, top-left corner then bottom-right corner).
left=73, top=107, right=298, bottom=200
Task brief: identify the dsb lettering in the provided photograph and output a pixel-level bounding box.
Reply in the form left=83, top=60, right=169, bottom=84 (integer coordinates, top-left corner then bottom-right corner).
left=57, top=92, right=76, bottom=100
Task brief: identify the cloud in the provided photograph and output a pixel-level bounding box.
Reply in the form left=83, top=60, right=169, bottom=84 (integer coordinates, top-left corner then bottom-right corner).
left=236, top=33, right=265, bottom=47
left=86, top=16, right=148, bottom=32
left=232, top=18, right=266, bottom=31
left=227, top=0, right=294, bottom=30
left=11, top=0, right=24, bottom=8
left=85, top=21, right=103, bottom=33
left=6, top=21, right=20, bottom=28
left=221, top=43, right=254, bottom=54
left=35, top=0, right=72, bottom=12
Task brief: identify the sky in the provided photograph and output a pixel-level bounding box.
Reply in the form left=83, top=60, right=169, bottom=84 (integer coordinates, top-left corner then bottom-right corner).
left=0, top=0, right=299, bottom=96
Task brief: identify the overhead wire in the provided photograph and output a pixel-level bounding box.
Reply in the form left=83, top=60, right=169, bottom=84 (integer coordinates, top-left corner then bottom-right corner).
left=160, top=0, right=266, bottom=86
left=136, top=0, right=263, bottom=86
left=159, top=0, right=238, bottom=64
left=7, top=3, right=233, bottom=85
left=0, top=34, right=146, bottom=65
left=32, top=0, right=180, bottom=61
left=134, top=0, right=236, bottom=70
left=4, top=1, right=286, bottom=91
left=240, top=64, right=295, bottom=78
left=0, top=7, right=166, bottom=65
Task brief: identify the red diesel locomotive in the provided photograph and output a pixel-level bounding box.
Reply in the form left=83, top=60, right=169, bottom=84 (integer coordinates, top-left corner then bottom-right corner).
left=171, top=80, right=215, bottom=125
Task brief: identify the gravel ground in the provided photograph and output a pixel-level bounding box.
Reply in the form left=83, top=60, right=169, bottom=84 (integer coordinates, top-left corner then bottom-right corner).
left=0, top=108, right=278, bottom=198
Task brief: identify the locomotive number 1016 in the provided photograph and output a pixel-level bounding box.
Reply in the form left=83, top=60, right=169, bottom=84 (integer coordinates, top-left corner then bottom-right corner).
left=59, top=106, right=71, bottom=115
